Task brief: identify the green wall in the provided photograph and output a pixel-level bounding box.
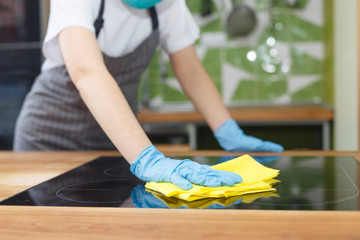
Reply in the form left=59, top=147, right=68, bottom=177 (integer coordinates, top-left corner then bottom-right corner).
left=139, top=0, right=332, bottom=109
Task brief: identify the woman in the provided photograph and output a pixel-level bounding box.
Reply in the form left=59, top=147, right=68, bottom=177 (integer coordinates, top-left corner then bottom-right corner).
left=14, top=0, right=283, bottom=190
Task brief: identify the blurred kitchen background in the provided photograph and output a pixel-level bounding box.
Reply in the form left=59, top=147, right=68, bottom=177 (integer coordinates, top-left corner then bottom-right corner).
left=0, top=0, right=44, bottom=150
left=0, top=0, right=358, bottom=151
left=142, top=0, right=330, bottom=108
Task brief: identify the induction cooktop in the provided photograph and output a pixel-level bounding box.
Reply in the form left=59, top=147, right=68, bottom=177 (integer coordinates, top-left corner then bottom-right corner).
left=1, top=155, right=359, bottom=210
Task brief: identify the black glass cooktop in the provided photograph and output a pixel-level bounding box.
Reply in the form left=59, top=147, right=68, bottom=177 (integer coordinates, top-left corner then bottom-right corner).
left=1, top=155, right=359, bottom=210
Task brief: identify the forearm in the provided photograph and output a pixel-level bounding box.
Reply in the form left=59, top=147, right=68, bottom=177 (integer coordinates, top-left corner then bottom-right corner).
left=74, top=70, right=152, bottom=162
left=58, top=27, right=151, bottom=162
left=170, top=46, right=231, bottom=132
left=180, top=67, right=231, bottom=132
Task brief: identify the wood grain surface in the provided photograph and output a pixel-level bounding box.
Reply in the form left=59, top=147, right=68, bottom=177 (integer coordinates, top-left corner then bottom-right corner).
left=1, top=207, right=360, bottom=240
left=0, top=150, right=359, bottom=240
left=138, top=105, right=333, bottom=123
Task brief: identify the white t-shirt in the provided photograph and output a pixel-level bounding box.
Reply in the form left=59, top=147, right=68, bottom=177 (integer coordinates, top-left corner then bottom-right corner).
left=41, top=0, right=200, bottom=71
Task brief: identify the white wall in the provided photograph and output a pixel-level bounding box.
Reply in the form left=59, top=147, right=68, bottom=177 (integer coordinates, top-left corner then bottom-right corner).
left=334, top=0, right=358, bottom=150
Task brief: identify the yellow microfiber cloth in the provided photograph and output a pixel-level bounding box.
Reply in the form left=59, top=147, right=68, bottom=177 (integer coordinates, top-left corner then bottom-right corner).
left=145, top=154, right=280, bottom=202
left=146, top=189, right=279, bottom=209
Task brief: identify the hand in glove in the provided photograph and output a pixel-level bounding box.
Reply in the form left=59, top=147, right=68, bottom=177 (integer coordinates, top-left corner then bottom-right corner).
left=214, top=119, right=284, bottom=152
left=130, top=145, right=242, bottom=190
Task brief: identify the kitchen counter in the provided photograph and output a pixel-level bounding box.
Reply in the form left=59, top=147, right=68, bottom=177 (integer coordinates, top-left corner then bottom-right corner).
left=0, top=150, right=359, bottom=240
left=138, top=104, right=334, bottom=150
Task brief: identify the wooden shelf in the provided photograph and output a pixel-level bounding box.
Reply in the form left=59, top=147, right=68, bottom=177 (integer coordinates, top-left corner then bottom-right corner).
left=138, top=104, right=333, bottom=123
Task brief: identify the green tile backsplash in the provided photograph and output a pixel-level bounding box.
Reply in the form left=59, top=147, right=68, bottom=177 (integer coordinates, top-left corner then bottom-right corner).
left=139, top=0, right=330, bottom=109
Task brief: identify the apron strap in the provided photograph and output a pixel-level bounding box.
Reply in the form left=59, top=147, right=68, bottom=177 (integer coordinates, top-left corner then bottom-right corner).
left=94, top=0, right=105, bottom=38
left=93, top=1, right=159, bottom=38
left=148, top=7, right=159, bottom=31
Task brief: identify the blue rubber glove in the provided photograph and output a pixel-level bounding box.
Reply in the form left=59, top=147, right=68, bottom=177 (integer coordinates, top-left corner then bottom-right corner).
left=203, top=199, right=243, bottom=209
left=131, top=185, right=173, bottom=209
left=130, top=145, right=243, bottom=190
left=214, top=119, right=284, bottom=152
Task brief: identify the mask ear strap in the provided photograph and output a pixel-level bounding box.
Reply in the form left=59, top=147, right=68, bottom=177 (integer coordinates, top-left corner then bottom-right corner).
left=94, top=0, right=105, bottom=38
left=148, top=6, right=158, bottom=31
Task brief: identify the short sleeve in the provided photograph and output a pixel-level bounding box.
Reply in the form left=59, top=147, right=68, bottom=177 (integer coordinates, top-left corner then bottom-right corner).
left=42, top=0, right=99, bottom=69
left=159, top=0, right=200, bottom=54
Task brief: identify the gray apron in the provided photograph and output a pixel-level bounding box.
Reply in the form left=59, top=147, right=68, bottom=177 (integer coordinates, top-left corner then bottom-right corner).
left=14, top=2, right=159, bottom=150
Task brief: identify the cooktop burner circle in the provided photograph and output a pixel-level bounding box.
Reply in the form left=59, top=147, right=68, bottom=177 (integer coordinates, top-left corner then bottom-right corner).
left=252, top=189, right=360, bottom=208
left=104, top=166, right=126, bottom=177
left=56, top=179, right=135, bottom=204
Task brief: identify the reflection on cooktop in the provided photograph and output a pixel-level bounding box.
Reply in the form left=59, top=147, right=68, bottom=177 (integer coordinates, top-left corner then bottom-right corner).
left=0, top=156, right=359, bottom=210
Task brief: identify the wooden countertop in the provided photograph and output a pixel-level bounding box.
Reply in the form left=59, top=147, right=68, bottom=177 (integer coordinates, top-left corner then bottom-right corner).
left=0, top=150, right=359, bottom=240
left=138, top=104, right=334, bottom=123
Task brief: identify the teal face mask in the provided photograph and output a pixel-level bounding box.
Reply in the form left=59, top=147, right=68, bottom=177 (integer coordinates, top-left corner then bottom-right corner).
left=122, top=0, right=163, bottom=9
